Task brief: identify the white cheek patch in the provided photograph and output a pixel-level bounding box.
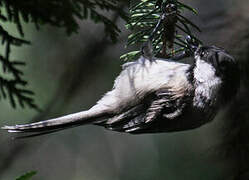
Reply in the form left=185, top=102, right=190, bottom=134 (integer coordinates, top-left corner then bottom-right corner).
left=194, top=57, right=216, bottom=82
left=193, top=56, right=222, bottom=108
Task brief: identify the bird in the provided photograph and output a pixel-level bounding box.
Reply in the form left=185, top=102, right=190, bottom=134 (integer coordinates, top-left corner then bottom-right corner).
left=1, top=45, right=240, bottom=137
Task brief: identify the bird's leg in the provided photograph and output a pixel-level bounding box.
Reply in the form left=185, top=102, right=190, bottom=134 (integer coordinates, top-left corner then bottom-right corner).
left=185, top=35, right=199, bottom=52
left=141, top=40, right=154, bottom=62
left=171, top=36, right=200, bottom=61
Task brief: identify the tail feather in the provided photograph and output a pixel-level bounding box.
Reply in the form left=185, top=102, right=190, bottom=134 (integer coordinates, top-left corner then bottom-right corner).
left=13, top=129, right=66, bottom=139
left=1, top=106, right=110, bottom=135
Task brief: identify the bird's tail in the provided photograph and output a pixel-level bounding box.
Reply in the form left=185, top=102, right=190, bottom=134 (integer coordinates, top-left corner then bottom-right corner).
left=1, top=106, right=110, bottom=138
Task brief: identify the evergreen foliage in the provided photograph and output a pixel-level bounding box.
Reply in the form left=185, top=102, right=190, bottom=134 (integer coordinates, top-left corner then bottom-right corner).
left=0, top=0, right=128, bottom=109
left=121, top=0, right=202, bottom=61
left=0, top=0, right=201, bottom=109
left=16, top=171, right=36, bottom=180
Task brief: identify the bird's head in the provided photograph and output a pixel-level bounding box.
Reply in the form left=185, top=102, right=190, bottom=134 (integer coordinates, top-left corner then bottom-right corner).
left=194, top=46, right=240, bottom=103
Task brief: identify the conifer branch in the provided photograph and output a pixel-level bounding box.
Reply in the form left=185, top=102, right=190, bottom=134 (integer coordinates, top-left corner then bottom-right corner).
left=121, top=0, right=202, bottom=61
left=0, top=0, right=128, bottom=109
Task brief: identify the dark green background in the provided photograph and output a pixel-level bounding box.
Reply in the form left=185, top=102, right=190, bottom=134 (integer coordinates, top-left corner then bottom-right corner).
left=0, top=0, right=248, bottom=179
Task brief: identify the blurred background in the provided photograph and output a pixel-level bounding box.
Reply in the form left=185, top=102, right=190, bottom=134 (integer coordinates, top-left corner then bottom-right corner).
left=0, top=0, right=248, bottom=179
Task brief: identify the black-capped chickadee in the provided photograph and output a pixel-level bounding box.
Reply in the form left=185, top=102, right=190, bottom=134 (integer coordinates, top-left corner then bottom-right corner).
left=1, top=45, right=240, bottom=137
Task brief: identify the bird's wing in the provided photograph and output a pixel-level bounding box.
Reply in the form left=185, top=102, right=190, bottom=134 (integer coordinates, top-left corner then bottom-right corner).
left=96, top=58, right=191, bottom=113
left=103, top=89, right=190, bottom=133
left=102, top=61, right=193, bottom=133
